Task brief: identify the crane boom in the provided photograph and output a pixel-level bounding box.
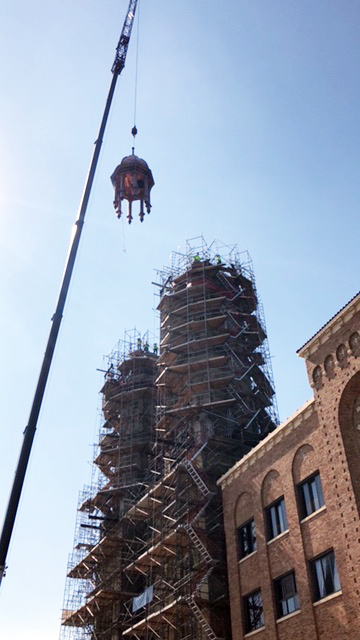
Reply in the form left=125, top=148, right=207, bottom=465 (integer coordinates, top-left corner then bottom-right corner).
left=112, top=0, right=138, bottom=75
left=0, top=0, right=138, bottom=587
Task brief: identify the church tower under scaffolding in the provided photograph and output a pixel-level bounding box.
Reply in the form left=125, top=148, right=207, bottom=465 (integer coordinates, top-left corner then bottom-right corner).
left=60, top=238, right=278, bottom=640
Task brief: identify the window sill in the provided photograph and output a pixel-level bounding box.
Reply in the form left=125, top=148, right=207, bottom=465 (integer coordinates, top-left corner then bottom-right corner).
left=267, top=529, right=289, bottom=545
left=244, top=626, right=265, bottom=638
left=276, top=609, right=301, bottom=624
left=300, top=505, right=326, bottom=524
left=313, top=590, right=342, bottom=607
left=239, top=550, right=257, bottom=564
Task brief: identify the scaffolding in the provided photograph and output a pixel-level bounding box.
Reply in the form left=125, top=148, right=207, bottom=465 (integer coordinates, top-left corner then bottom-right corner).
left=60, top=240, right=278, bottom=640
left=60, top=329, right=158, bottom=640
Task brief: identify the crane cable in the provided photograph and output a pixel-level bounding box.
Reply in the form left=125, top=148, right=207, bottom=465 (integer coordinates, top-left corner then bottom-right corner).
left=125, top=0, right=141, bottom=252
left=131, top=0, right=141, bottom=150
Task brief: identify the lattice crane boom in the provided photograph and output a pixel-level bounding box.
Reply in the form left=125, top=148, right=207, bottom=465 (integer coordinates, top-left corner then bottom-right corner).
left=0, top=0, right=138, bottom=587
left=112, top=0, right=138, bottom=75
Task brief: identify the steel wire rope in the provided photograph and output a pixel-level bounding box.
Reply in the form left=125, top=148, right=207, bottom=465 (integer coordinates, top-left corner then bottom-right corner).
left=132, top=0, right=141, bottom=146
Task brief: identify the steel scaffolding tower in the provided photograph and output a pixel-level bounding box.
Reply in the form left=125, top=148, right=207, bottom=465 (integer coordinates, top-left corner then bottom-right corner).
left=61, top=329, right=158, bottom=640
left=60, top=239, right=278, bottom=640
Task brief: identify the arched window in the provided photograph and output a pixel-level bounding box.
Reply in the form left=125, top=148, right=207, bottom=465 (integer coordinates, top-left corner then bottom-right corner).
left=324, top=355, right=335, bottom=379
left=349, top=332, right=360, bottom=357
left=336, top=343, right=348, bottom=368
left=261, top=470, right=288, bottom=540
left=338, top=372, right=360, bottom=516
left=313, top=366, right=322, bottom=389
left=235, top=492, right=256, bottom=560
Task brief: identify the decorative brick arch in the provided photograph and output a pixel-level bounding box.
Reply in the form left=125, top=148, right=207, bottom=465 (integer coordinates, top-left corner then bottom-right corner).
left=338, top=371, right=360, bottom=514
left=292, top=443, right=316, bottom=485
left=261, top=469, right=283, bottom=508
left=234, top=491, right=253, bottom=528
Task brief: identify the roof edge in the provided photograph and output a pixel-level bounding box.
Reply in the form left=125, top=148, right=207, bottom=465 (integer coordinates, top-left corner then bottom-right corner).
left=297, top=292, right=360, bottom=358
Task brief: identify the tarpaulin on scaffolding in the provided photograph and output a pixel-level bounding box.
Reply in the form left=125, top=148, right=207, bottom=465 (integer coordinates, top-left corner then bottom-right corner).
left=132, top=585, right=154, bottom=612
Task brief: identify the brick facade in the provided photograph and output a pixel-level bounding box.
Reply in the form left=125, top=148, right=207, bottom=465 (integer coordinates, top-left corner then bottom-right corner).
left=219, top=293, right=360, bottom=639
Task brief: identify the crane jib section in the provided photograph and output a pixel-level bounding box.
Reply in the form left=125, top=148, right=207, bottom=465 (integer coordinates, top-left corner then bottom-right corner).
left=112, top=0, right=138, bottom=75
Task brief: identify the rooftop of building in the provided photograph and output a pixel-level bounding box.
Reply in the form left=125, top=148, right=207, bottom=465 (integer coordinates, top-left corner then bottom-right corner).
left=217, top=397, right=315, bottom=489
left=297, top=291, right=360, bottom=358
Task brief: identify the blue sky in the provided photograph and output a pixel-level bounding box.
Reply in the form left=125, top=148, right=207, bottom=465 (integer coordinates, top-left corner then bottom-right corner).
left=1, top=0, right=360, bottom=637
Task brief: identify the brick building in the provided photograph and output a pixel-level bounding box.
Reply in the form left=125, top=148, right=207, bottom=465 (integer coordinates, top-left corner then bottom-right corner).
left=219, top=292, right=360, bottom=639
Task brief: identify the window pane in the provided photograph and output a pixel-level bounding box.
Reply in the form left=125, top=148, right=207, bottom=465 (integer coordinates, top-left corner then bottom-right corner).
left=289, top=588, right=299, bottom=614
left=282, top=574, right=295, bottom=599
left=274, top=572, right=299, bottom=619
left=251, top=520, right=257, bottom=551
left=315, top=559, right=326, bottom=599
left=244, top=590, right=264, bottom=632
left=323, top=555, right=335, bottom=595
left=302, top=483, right=313, bottom=516
left=314, top=474, right=324, bottom=510
left=240, top=528, right=248, bottom=556
left=312, top=551, right=341, bottom=601
left=279, top=500, right=288, bottom=531
left=266, top=498, right=288, bottom=540
left=238, top=519, right=256, bottom=559
left=271, top=506, right=278, bottom=538
left=333, top=558, right=341, bottom=592
left=309, top=478, right=318, bottom=511
left=251, top=592, right=264, bottom=629
left=299, top=473, right=325, bottom=519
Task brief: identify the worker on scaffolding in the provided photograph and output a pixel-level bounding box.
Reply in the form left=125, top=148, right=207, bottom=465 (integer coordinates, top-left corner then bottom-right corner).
left=144, top=341, right=149, bottom=352
left=137, top=337, right=142, bottom=350
left=153, top=343, right=158, bottom=355
left=215, top=254, right=222, bottom=265
left=194, top=253, right=201, bottom=262
left=106, top=365, right=114, bottom=380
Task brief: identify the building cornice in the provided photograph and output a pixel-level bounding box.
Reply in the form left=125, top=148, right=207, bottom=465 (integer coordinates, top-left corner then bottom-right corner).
left=297, top=292, right=360, bottom=359
left=217, top=398, right=315, bottom=489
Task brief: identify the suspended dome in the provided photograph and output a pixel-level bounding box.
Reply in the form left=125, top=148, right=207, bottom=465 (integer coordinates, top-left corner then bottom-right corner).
left=111, top=153, right=154, bottom=224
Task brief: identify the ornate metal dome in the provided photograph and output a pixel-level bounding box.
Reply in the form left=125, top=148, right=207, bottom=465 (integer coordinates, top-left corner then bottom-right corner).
left=111, top=153, right=154, bottom=224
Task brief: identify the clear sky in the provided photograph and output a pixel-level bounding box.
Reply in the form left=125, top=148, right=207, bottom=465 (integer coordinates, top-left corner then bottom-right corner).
left=1, top=0, right=360, bottom=637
